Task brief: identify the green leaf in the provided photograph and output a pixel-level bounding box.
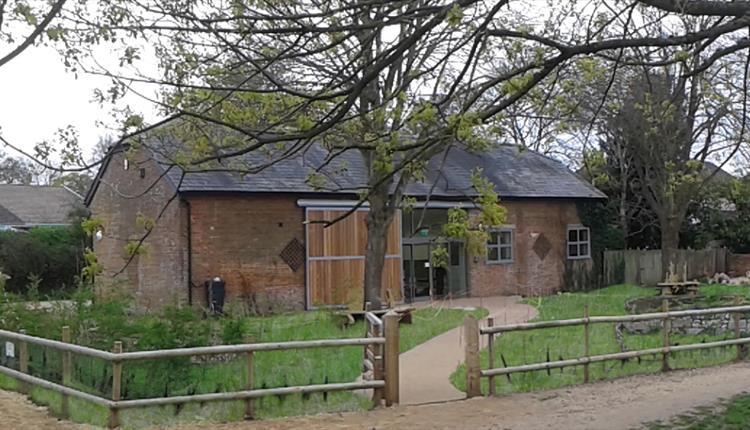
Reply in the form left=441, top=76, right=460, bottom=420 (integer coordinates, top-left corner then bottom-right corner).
left=446, top=4, right=463, bottom=27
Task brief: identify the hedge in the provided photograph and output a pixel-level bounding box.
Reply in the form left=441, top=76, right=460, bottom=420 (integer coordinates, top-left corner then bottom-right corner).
left=0, top=226, right=86, bottom=297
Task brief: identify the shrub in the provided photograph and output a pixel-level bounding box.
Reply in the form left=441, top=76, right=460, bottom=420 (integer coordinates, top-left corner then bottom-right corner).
left=0, top=226, right=86, bottom=297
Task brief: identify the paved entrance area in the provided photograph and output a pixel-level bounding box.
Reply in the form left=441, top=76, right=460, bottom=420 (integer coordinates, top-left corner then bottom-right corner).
left=400, top=296, right=538, bottom=405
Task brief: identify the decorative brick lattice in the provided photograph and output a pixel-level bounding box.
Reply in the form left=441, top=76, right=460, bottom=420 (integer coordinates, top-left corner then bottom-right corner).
left=533, top=233, right=552, bottom=261
left=280, top=238, right=305, bottom=272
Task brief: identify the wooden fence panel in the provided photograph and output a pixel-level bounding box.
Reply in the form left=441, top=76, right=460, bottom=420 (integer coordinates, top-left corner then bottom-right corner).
left=602, top=248, right=728, bottom=286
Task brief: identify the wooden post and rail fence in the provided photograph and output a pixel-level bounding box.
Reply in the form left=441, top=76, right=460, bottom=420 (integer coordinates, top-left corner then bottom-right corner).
left=0, top=311, right=400, bottom=428
left=464, top=303, right=750, bottom=397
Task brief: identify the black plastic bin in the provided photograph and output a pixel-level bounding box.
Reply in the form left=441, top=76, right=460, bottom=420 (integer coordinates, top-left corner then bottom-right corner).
left=205, top=277, right=225, bottom=315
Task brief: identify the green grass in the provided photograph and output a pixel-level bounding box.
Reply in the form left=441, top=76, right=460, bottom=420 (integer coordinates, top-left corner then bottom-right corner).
left=401, top=306, right=488, bottom=352
left=1, top=305, right=483, bottom=428
left=643, top=393, right=750, bottom=429
left=451, top=284, right=746, bottom=395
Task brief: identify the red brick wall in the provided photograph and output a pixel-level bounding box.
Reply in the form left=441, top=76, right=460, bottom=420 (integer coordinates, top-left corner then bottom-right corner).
left=729, top=254, right=750, bottom=277
left=188, top=195, right=305, bottom=312
left=468, top=200, right=584, bottom=297
left=89, top=150, right=188, bottom=309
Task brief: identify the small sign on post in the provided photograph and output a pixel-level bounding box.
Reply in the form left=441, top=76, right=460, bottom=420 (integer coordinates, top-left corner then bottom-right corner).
left=4, top=341, right=14, bottom=358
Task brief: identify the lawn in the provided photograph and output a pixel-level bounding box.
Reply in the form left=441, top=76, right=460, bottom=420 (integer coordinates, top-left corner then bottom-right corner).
left=451, top=284, right=747, bottom=395
left=0, top=300, right=486, bottom=429
left=643, top=393, right=750, bottom=429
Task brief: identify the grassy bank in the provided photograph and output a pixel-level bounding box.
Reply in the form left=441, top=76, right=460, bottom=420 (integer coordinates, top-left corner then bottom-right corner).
left=0, top=300, right=485, bottom=429
left=643, top=393, right=750, bottom=429
left=451, top=284, right=746, bottom=395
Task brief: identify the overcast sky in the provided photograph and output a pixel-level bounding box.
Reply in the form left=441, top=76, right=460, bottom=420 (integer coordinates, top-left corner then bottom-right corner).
left=0, top=45, right=155, bottom=162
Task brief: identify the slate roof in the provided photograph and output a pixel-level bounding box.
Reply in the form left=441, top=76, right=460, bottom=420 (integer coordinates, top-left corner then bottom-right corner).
left=0, top=185, right=82, bottom=227
left=156, top=143, right=604, bottom=200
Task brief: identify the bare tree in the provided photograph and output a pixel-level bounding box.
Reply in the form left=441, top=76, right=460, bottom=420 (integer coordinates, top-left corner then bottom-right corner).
left=0, top=0, right=67, bottom=68
left=3, top=0, right=750, bottom=302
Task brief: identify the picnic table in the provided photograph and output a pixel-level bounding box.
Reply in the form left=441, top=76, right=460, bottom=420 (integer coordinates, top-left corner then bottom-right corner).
left=655, top=281, right=700, bottom=296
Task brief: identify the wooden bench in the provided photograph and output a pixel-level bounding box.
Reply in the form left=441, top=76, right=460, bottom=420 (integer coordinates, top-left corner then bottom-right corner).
left=655, top=281, right=700, bottom=296
left=340, top=307, right=415, bottom=325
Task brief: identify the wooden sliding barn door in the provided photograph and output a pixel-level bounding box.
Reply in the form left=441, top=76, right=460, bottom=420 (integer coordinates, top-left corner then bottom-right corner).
left=305, top=207, right=402, bottom=309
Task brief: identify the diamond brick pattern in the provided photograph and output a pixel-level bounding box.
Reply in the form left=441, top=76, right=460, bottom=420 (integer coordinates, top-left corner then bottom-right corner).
left=533, top=233, right=552, bottom=261
left=280, top=238, right=305, bottom=272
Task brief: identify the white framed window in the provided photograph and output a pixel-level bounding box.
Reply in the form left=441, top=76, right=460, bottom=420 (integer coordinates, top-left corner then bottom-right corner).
left=567, top=226, right=591, bottom=259
left=487, top=228, right=513, bottom=264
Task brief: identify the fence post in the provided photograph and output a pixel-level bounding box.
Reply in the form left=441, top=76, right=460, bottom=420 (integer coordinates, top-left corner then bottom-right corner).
left=244, top=351, right=254, bottom=420
left=384, top=311, right=400, bottom=406
left=583, top=305, right=590, bottom=383
left=487, top=317, right=495, bottom=396
left=464, top=315, right=481, bottom=398
left=108, top=341, right=123, bottom=429
left=61, top=326, right=71, bottom=419
left=372, top=322, right=384, bottom=406
left=661, top=299, right=670, bottom=372
left=18, top=329, right=28, bottom=395
left=733, top=297, right=746, bottom=361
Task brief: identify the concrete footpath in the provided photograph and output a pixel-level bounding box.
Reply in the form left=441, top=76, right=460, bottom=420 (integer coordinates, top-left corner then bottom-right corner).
left=399, top=296, right=538, bottom=405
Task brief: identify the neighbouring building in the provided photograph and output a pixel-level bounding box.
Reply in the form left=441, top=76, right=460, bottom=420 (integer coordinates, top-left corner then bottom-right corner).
left=85, top=142, right=604, bottom=310
left=0, top=184, right=83, bottom=231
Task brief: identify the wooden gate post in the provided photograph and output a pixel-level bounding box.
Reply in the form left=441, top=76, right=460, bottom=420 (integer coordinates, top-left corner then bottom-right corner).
left=384, top=311, right=400, bottom=406
left=583, top=305, right=590, bottom=383
left=487, top=317, right=496, bottom=396
left=61, top=326, right=71, bottom=418
left=18, top=329, right=28, bottom=395
left=245, top=350, right=254, bottom=419
left=108, top=341, right=123, bottom=429
left=371, top=323, right=385, bottom=406
left=464, top=315, right=481, bottom=398
left=661, top=299, right=671, bottom=372
left=733, top=297, right=747, bottom=361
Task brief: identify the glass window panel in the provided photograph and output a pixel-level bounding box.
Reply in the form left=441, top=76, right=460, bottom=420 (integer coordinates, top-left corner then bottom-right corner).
left=488, top=247, right=499, bottom=261
left=500, top=247, right=512, bottom=261
left=450, top=242, right=460, bottom=266
left=568, top=244, right=578, bottom=257
left=579, top=243, right=589, bottom=256
left=579, top=229, right=589, bottom=242
left=568, top=229, right=578, bottom=242
left=500, top=230, right=512, bottom=245
left=488, top=232, right=498, bottom=245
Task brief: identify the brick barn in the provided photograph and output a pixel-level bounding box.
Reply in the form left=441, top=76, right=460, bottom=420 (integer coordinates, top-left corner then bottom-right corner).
left=85, top=143, right=604, bottom=311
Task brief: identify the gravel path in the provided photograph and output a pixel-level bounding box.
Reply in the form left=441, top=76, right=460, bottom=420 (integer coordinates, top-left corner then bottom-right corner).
left=0, top=389, right=94, bottom=430
left=400, top=296, right=538, bottom=404
left=2, top=362, right=750, bottom=429
left=160, top=362, right=750, bottom=430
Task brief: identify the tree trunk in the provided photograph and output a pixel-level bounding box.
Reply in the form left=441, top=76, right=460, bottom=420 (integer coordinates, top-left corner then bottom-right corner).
left=364, top=190, right=394, bottom=310
left=619, top=181, right=629, bottom=244
left=660, top=215, right=681, bottom=279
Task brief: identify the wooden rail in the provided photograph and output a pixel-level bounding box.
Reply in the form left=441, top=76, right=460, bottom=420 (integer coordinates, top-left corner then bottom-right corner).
left=466, top=302, right=750, bottom=396
left=479, top=304, right=750, bottom=335
left=0, top=312, right=402, bottom=428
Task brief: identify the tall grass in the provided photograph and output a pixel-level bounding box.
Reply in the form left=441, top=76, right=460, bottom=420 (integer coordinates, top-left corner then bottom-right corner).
left=452, top=284, right=746, bottom=395
left=0, top=302, right=484, bottom=428
left=644, top=393, right=750, bottom=429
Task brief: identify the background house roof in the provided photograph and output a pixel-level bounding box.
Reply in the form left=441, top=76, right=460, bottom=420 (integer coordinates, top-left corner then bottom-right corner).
left=157, top=143, right=605, bottom=200
left=0, top=185, right=82, bottom=227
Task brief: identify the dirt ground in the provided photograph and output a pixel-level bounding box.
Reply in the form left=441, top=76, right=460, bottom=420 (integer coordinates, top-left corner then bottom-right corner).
left=4, top=362, right=750, bottom=429
left=0, top=389, right=95, bottom=430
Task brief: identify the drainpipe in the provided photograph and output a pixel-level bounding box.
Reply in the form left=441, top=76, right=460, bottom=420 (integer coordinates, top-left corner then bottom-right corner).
left=185, top=199, right=193, bottom=306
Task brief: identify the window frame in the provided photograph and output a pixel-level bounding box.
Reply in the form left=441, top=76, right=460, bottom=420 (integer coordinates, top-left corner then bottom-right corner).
left=487, top=227, right=514, bottom=264
left=567, top=225, right=591, bottom=260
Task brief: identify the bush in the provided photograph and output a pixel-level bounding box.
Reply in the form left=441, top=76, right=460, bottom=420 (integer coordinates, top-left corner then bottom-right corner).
left=0, top=226, right=86, bottom=297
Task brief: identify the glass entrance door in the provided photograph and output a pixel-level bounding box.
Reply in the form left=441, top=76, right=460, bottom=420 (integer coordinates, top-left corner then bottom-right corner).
left=402, top=243, right=432, bottom=302
left=402, top=240, right=467, bottom=302
left=447, top=241, right=468, bottom=297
